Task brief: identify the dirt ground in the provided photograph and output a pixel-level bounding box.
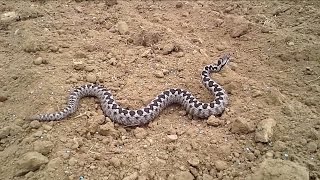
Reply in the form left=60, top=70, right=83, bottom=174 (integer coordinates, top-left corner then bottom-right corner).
left=0, top=0, right=319, bottom=180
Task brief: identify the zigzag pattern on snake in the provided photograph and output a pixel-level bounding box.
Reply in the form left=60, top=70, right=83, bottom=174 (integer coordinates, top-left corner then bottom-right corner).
left=29, top=54, right=230, bottom=126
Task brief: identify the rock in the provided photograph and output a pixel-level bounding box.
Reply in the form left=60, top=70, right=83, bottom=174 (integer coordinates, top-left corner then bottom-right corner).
left=68, top=157, right=77, bottom=166
left=123, top=172, right=138, bottom=180
left=230, top=24, right=250, bottom=38
left=84, top=65, right=95, bottom=72
left=110, top=157, right=121, bottom=167
left=231, top=117, right=254, bottom=134
left=33, top=140, right=54, bottom=155
left=33, top=57, right=43, bottom=65
left=154, top=70, right=164, bottom=78
left=202, top=174, right=214, bottom=180
left=255, top=118, right=277, bottom=143
left=0, top=95, right=8, bottom=102
left=86, top=73, right=97, bottom=83
left=0, top=126, right=10, bottom=139
left=207, top=116, right=224, bottom=127
left=117, top=21, right=129, bottom=35
left=167, top=134, right=178, bottom=142
left=9, top=124, right=23, bottom=136
left=86, top=115, right=105, bottom=133
left=273, top=141, right=287, bottom=152
left=73, top=61, right=85, bottom=70
left=42, top=124, right=52, bottom=131
left=162, top=43, right=175, bottom=55
left=176, top=2, right=183, bottom=8
left=30, top=120, right=41, bottom=129
left=105, top=0, right=117, bottom=7
left=247, top=159, right=309, bottom=180
left=134, top=127, right=148, bottom=139
left=174, top=171, right=194, bottom=180
left=0, top=11, right=18, bottom=22
left=16, top=152, right=49, bottom=176
left=214, top=160, right=228, bottom=171
left=306, top=141, right=317, bottom=153
left=98, top=122, right=119, bottom=138
left=213, top=18, right=224, bottom=27
left=188, top=157, right=200, bottom=167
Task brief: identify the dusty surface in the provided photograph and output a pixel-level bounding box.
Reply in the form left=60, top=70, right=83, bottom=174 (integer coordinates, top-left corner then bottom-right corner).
left=0, top=1, right=319, bottom=180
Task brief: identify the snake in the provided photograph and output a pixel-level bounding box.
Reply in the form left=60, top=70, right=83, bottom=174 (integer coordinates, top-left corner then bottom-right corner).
left=28, top=54, right=230, bottom=126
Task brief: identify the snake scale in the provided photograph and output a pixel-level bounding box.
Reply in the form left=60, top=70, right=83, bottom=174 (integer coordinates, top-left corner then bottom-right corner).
left=29, top=54, right=230, bottom=126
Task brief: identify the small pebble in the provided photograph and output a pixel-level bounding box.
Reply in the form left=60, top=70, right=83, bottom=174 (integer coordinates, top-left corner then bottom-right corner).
left=154, top=70, right=164, bottom=78
left=214, top=160, right=228, bottom=171
left=42, top=124, right=52, bottom=131
left=86, top=73, right=97, bottom=83
left=230, top=24, right=250, bottom=38
left=30, top=120, right=41, bottom=129
left=73, top=61, right=84, bottom=70
left=134, top=127, right=148, bottom=139
left=176, top=2, right=183, bottom=8
left=0, top=126, right=10, bottom=139
left=84, top=66, right=95, bottom=72
left=174, top=171, right=194, bottom=180
left=306, top=142, right=317, bottom=153
left=167, top=134, right=178, bottom=142
left=110, top=157, right=121, bottom=167
left=188, top=157, right=200, bottom=167
left=207, top=116, right=224, bottom=127
left=117, top=21, right=129, bottom=35
left=162, top=43, right=175, bottom=55
left=33, top=57, right=43, bottom=65
left=123, top=172, right=138, bottom=180
left=0, top=95, right=8, bottom=102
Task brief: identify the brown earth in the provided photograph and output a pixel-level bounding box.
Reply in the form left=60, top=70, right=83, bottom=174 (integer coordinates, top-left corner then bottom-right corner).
left=0, top=1, right=319, bottom=180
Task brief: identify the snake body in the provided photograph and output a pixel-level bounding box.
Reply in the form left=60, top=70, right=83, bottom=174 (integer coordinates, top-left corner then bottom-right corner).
left=29, top=55, right=230, bottom=126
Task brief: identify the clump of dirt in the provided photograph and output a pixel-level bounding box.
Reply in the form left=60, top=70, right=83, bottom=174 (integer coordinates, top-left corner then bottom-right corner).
left=0, top=1, right=319, bottom=180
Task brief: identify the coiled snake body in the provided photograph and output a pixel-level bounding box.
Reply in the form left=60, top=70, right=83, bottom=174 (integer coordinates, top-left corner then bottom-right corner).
left=29, top=55, right=230, bottom=126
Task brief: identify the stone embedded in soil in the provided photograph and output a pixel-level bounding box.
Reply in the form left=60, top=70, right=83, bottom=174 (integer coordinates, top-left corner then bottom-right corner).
left=214, top=160, right=228, bottom=171
left=73, top=61, right=85, bottom=70
left=16, top=151, right=49, bottom=176
left=42, top=124, right=52, bottom=131
left=255, top=118, right=277, bottom=143
left=0, top=126, right=10, bottom=139
left=134, top=127, right=148, bottom=139
left=30, top=120, right=41, bottom=129
left=207, top=116, right=224, bottom=127
left=188, top=157, right=200, bottom=167
left=167, top=134, right=178, bottom=142
left=202, top=174, right=214, bottom=180
left=1, top=12, right=18, bottom=22
left=154, top=70, right=165, bottom=78
left=174, top=171, right=194, bottom=180
left=247, top=159, right=309, bottom=180
left=176, top=2, right=183, bottom=8
left=117, top=21, right=129, bottom=35
left=306, top=141, right=318, bottom=153
left=123, top=172, right=138, bottom=180
left=86, top=73, right=97, bottom=83
left=231, top=117, right=254, bottom=134
left=0, top=95, right=8, bottom=102
left=98, top=122, right=119, bottom=138
left=33, top=57, right=43, bottom=65
left=230, top=24, right=250, bottom=38
left=162, top=43, right=175, bottom=55
left=33, top=140, right=54, bottom=155
left=110, top=157, right=121, bottom=167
